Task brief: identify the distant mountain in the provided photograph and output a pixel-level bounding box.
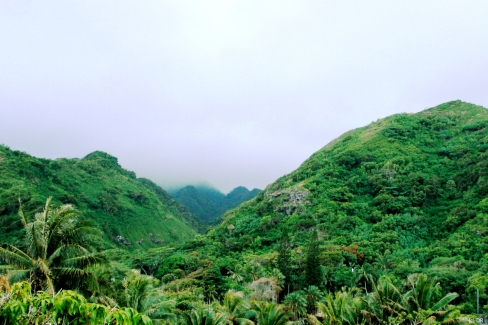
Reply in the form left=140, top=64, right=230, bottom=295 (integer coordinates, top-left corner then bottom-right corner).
left=171, top=185, right=261, bottom=224
left=226, top=186, right=261, bottom=208
left=0, top=148, right=201, bottom=249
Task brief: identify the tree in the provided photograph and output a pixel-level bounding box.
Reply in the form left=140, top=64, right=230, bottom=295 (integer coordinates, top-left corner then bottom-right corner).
left=220, top=290, right=254, bottom=325
left=122, top=270, right=176, bottom=324
left=248, top=277, right=281, bottom=302
left=304, top=285, right=323, bottom=314
left=309, top=288, right=364, bottom=325
left=179, top=306, right=227, bottom=325
left=403, top=274, right=459, bottom=324
left=283, top=291, right=307, bottom=320
left=252, top=301, right=293, bottom=325
left=0, top=197, right=105, bottom=295
left=305, top=229, right=322, bottom=287
left=373, top=251, right=396, bottom=274
left=364, top=276, right=405, bottom=323
left=277, top=229, right=292, bottom=294
left=228, top=268, right=244, bottom=284
left=351, top=265, right=375, bottom=294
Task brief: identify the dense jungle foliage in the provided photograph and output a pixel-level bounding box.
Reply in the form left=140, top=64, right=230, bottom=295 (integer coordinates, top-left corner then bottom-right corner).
left=0, top=147, right=201, bottom=249
left=1, top=100, right=488, bottom=324
left=171, top=185, right=261, bottom=224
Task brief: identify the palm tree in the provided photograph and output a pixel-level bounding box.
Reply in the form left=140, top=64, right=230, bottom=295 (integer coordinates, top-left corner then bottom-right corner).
left=304, top=285, right=323, bottom=314
left=244, top=262, right=264, bottom=282
left=403, top=274, right=459, bottom=324
left=363, top=276, right=406, bottom=324
left=373, top=251, right=396, bottom=274
left=0, top=197, right=105, bottom=295
left=220, top=290, right=255, bottom=325
left=310, top=288, right=364, bottom=325
left=123, top=269, right=176, bottom=324
left=252, top=301, right=293, bottom=325
left=228, top=270, right=244, bottom=284
left=283, top=291, right=307, bottom=320
left=206, top=284, right=219, bottom=304
left=179, top=306, right=227, bottom=325
left=351, top=266, right=375, bottom=295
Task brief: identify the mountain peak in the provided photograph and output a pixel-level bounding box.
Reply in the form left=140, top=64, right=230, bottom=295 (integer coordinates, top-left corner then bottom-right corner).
left=82, top=151, right=121, bottom=169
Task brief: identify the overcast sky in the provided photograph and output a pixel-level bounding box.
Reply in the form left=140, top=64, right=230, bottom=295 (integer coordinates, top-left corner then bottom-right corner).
left=1, top=1, right=488, bottom=193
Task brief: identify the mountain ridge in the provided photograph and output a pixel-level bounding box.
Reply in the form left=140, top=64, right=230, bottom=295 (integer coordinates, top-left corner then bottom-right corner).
left=0, top=147, right=201, bottom=249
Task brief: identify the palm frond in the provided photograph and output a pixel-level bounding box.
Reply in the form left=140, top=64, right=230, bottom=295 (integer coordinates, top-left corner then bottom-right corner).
left=36, top=259, right=53, bottom=277
left=61, top=252, right=107, bottom=268
left=46, top=204, right=80, bottom=245
left=0, top=245, right=32, bottom=268
left=44, top=273, right=55, bottom=296
left=0, top=265, right=16, bottom=270
left=97, top=295, right=119, bottom=308
left=65, top=224, right=102, bottom=240
left=42, top=196, right=53, bottom=222
left=6, top=269, right=29, bottom=284
left=431, top=293, right=458, bottom=312
left=25, top=221, right=46, bottom=259
left=235, top=317, right=255, bottom=325
left=17, top=198, right=30, bottom=227
left=47, top=243, right=89, bottom=264
left=53, top=266, right=91, bottom=278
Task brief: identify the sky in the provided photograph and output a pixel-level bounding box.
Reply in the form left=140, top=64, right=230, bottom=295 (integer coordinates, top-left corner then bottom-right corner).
left=1, top=1, right=488, bottom=193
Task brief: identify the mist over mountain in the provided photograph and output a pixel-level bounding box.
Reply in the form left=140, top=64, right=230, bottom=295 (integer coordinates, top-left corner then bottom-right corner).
left=171, top=185, right=261, bottom=224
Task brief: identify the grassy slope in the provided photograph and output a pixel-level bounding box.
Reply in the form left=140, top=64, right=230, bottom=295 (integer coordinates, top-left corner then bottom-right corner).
left=0, top=148, right=198, bottom=249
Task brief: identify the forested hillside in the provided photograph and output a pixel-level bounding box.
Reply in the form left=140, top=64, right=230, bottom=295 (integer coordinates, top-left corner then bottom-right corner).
left=0, top=148, right=200, bottom=249
left=161, top=101, right=488, bottom=315
left=2, top=101, right=488, bottom=324
left=172, top=185, right=260, bottom=224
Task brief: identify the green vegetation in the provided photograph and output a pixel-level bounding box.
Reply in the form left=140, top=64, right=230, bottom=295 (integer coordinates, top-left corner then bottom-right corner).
left=0, top=197, right=104, bottom=295
left=156, top=100, right=488, bottom=318
left=0, top=148, right=200, bottom=249
left=0, top=280, right=152, bottom=324
left=171, top=186, right=260, bottom=224
left=1, top=100, right=488, bottom=323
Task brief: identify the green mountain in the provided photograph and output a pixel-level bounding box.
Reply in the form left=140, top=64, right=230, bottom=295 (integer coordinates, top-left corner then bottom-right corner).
left=0, top=148, right=200, bottom=249
left=226, top=186, right=262, bottom=209
left=171, top=185, right=260, bottom=224
left=3, top=100, right=488, bottom=320
left=175, top=101, right=488, bottom=312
